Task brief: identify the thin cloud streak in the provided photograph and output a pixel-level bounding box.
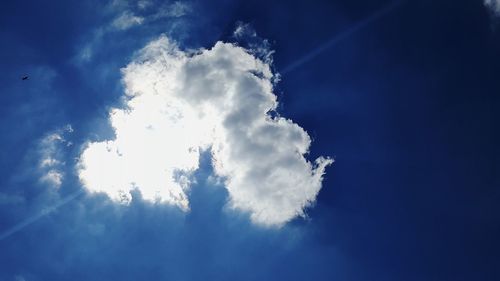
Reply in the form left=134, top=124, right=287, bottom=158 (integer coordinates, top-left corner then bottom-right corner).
left=281, top=0, right=406, bottom=74
left=0, top=189, right=84, bottom=241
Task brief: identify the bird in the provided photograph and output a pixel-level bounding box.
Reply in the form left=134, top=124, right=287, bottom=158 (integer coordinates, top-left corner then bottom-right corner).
left=21, top=75, right=29, bottom=81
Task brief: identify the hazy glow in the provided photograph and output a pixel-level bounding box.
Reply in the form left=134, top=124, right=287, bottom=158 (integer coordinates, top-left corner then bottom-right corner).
left=78, top=36, right=332, bottom=226
left=485, top=0, right=500, bottom=15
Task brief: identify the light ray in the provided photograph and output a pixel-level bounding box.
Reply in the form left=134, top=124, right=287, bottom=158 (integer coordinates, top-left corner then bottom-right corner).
left=281, top=0, right=406, bottom=75
left=0, top=189, right=84, bottom=241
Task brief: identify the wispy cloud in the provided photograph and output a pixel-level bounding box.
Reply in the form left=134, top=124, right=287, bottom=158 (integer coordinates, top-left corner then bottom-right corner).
left=485, top=0, right=500, bottom=15
left=137, top=0, right=152, bottom=10
left=232, top=22, right=274, bottom=64
left=38, top=125, right=73, bottom=188
left=153, top=1, right=191, bottom=18
left=233, top=22, right=256, bottom=38
left=112, top=11, right=144, bottom=30
left=74, top=1, right=192, bottom=64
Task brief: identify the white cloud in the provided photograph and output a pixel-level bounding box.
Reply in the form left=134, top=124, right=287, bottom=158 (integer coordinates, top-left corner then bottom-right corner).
left=40, top=170, right=63, bottom=187
left=232, top=22, right=274, bottom=66
left=112, top=11, right=144, bottom=30
left=78, top=36, right=332, bottom=226
left=38, top=125, right=73, bottom=188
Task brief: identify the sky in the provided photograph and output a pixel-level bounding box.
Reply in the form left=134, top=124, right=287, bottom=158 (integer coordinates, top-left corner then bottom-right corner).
left=0, top=0, right=499, bottom=280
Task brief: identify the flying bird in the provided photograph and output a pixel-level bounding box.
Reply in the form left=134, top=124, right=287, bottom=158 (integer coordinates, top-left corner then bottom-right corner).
left=21, top=75, right=29, bottom=81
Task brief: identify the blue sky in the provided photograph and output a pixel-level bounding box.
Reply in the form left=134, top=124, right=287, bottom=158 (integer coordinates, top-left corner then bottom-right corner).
left=1, top=0, right=500, bottom=280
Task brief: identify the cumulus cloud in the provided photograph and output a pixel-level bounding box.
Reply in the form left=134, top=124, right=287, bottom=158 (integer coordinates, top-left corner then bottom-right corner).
left=78, top=36, right=332, bottom=226
left=485, top=0, right=500, bottom=15
left=38, top=125, right=73, bottom=188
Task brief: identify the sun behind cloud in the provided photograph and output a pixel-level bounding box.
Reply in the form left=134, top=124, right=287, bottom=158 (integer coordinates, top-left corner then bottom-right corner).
left=77, top=36, right=332, bottom=227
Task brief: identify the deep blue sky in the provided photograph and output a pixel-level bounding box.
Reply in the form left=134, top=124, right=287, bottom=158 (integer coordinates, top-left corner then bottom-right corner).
left=1, top=0, right=499, bottom=280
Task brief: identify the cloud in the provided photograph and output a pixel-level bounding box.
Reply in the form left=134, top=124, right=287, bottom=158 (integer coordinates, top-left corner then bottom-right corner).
left=112, top=1, right=192, bottom=30
left=74, top=1, right=192, bottom=64
left=137, top=0, right=151, bottom=10
left=159, top=1, right=191, bottom=18
left=231, top=22, right=275, bottom=65
left=77, top=35, right=332, bottom=226
left=485, top=0, right=500, bottom=15
left=40, top=170, right=63, bottom=187
left=38, top=125, right=73, bottom=188
left=112, top=11, right=144, bottom=30
left=233, top=22, right=257, bottom=38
